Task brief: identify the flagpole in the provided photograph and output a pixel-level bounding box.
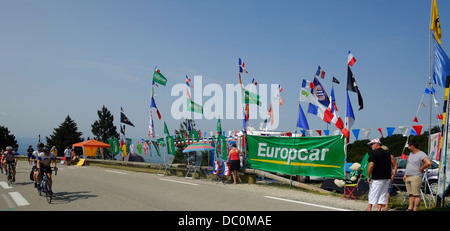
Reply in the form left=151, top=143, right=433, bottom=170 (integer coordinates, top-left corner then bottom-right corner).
left=428, top=0, right=434, bottom=166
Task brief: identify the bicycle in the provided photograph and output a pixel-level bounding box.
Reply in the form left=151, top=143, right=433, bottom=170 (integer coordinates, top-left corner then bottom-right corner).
left=5, top=162, right=15, bottom=187
left=37, top=166, right=58, bottom=203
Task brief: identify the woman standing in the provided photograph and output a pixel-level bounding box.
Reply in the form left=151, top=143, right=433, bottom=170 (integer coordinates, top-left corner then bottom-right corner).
left=227, top=143, right=245, bottom=185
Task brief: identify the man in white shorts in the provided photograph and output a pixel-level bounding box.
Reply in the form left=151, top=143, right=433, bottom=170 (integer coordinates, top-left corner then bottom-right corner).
left=366, top=139, right=392, bottom=211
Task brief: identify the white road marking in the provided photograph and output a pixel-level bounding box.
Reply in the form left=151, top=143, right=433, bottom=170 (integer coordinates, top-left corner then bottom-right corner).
left=1, top=194, right=15, bottom=208
left=0, top=181, right=13, bottom=189
left=264, top=196, right=351, bottom=211
left=159, top=178, right=199, bottom=186
left=9, top=192, right=30, bottom=206
left=105, top=170, right=128, bottom=175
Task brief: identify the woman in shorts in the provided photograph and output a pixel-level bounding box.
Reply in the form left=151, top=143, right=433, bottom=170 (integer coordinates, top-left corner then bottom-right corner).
left=227, top=144, right=245, bottom=185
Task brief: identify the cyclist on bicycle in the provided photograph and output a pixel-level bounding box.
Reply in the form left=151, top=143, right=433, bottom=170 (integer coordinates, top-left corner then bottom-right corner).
left=2, top=146, right=18, bottom=182
left=30, top=143, right=44, bottom=188
left=37, top=145, right=56, bottom=193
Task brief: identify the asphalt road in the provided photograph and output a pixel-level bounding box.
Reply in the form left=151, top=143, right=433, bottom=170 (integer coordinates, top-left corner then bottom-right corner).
left=0, top=161, right=355, bottom=211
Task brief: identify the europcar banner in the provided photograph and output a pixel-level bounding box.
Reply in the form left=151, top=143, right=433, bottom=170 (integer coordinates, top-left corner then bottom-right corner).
left=247, top=135, right=345, bottom=179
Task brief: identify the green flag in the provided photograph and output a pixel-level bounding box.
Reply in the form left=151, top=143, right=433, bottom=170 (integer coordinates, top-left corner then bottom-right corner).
left=218, top=135, right=228, bottom=160
left=360, top=153, right=370, bottom=180
left=190, top=130, right=199, bottom=142
left=242, top=89, right=261, bottom=106
left=217, top=117, right=222, bottom=135
left=164, top=122, right=170, bottom=136
left=166, top=136, right=176, bottom=155
left=152, top=140, right=161, bottom=157
left=187, top=98, right=203, bottom=114
left=108, top=138, right=120, bottom=155
left=153, top=68, right=167, bottom=86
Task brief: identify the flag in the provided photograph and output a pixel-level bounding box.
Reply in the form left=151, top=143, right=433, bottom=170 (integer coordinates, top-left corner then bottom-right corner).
left=431, top=0, right=442, bottom=45
left=332, top=77, right=340, bottom=84
left=346, top=91, right=355, bottom=130
left=268, top=103, right=274, bottom=125
left=186, top=75, right=192, bottom=88
left=301, top=88, right=346, bottom=135
left=239, top=58, right=248, bottom=74
left=400, top=153, right=408, bottom=160
left=311, top=77, right=330, bottom=107
left=120, top=125, right=126, bottom=146
left=378, top=128, right=384, bottom=138
left=330, top=85, right=338, bottom=113
left=152, top=67, right=167, bottom=86
left=187, top=98, right=203, bottom=114
left=242, top=88, right=261, bottom=105
left=412, top=125, right=423, bottom=135
left=217, top=117, right=222, bottom=136
left=387, top=127, right=395, bottom=137
left=164, top=122, right=170, bottom=136
left=302, top=79, right=315, bottom=89
left=398, top=126, right=409, bottom=136
left=348, top=50, right=357, bottom=67
left=151, top=140, right=161, bottom=157
left=150, top=97, right=162, bottom=119
left=346, top=66, right=364, bottom=110
left=413, top=116, right=419, bottom=123
left=352, top=129, right=360, bottom=140
left=187, top=119, right=192, bottom=132
left=251, top=78, right=257, bottom=85
left=273, top=84, right=284, bottom=106
left=148, top=111, right=155, bottom=139
left=120, top=111, right=135, bottom=127
left=432, top=34, right=450, bottom=87
left=315, top=65, right=325, bottom=79
left=166, top=136, right=176, bottom=155
left=296, top=104, right=309, bottom=130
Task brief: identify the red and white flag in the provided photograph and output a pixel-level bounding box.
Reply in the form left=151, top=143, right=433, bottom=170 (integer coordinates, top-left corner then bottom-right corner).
left=348, top=50, right=357, bottom=66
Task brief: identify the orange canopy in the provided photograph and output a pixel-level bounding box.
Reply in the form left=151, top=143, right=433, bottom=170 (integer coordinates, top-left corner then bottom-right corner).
left=72, top=139, right=110, bottom=157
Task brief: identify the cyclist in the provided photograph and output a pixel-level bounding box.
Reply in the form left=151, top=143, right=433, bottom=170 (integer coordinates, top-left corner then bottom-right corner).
left=30, top=143, right=44, bottom=188
left=37, top=145, right=57, bottom=193
left=2, top=146, right=19, bottom=182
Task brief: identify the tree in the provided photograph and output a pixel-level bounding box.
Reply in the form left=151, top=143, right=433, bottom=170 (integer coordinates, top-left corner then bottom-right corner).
left=0, top=125, right=18, bottom=151
left=91, top=105, right=119, bottom=142
left=91, top=105, right=119, bottom=159
left=46, top=115, right=84, bottom=156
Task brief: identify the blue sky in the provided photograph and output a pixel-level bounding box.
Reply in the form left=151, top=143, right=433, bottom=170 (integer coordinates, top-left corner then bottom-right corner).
left=1, top=0, right=449, bottom=146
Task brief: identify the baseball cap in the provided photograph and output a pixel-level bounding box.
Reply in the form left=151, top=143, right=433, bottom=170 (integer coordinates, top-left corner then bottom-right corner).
left=367, top=138, right=381, bottom=146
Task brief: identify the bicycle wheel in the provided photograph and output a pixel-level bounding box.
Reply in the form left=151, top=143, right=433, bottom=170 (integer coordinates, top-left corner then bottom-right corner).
left=37, top=182, right=42, bottom=196
left=45, top=182, right=52, bottom=203
left=6, top=165, right=12, bottom=186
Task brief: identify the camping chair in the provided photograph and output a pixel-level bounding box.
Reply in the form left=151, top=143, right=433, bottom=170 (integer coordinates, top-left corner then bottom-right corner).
left=204, top=161, right=222, bottom=181
left=341, top=174, right=363, bottom=201
left=158, top=155, right=175, bottom=176
left=217, top=162, right=231, bottom=183
left=186, top=152, right=203, bottom=179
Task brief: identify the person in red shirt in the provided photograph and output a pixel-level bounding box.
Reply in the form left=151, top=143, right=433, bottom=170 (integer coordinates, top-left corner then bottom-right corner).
left=226, top=143, right=245, bottom=185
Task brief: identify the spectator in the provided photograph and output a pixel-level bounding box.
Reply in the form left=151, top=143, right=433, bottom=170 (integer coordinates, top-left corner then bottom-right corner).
left=226, top=143, right=245, bottom=185
left=366, top=139, right=392, bottom=211
left=403, top=139, right=431, bottom=211
left=27, top=145, right=34, bottom=161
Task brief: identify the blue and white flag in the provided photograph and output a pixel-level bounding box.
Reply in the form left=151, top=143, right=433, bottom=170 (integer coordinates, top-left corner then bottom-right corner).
left=433, top=34, right=450, bottom=87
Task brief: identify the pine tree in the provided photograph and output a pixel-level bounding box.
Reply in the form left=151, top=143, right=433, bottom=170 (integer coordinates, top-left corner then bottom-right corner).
left=46, top=115, right=83, bottom=156
left=91, top=105, right=119, bottom=142
left=0, top=125, right=18, bottom=151
left=91, top=106, right=119, bottom=159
